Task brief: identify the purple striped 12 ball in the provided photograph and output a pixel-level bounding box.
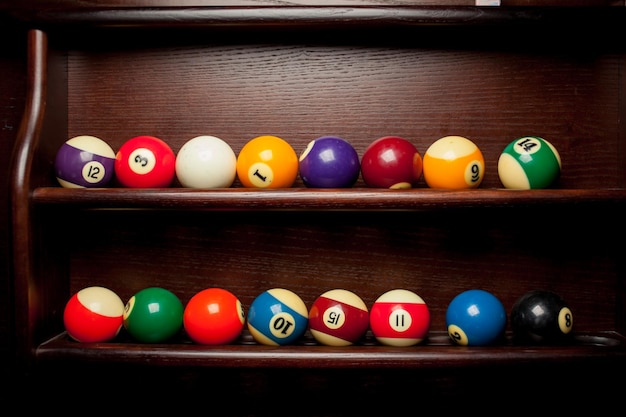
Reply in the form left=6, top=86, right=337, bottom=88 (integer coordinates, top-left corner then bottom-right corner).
left=308, top=289, right=369, bottom=346
left=369, top=289, right=430, bottom=347
left=498, top=136, right=561, bottom=189
left=54, top=135, right=116, bottom=188
left=446, top=289, right=506, bottom=346
left=298, top=136, right=361, bottom=188
left=247, top=288, right=309, bottom=346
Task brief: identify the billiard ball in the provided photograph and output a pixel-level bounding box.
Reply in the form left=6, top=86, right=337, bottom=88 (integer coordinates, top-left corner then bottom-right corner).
left=298, top=136, right=360, bottom=188
left=63, top=286, right=125, bottom=343
left=236, top=135, right=299, bottom=188
left=308, top=289, right=369, bottom=346
left=423, top=135, right=485, bottom=189
left=123, top=287, right=184, bottom=343
left=510, top=290, right=573, bottom=344
left=446, top=289, right=506, bottom=346
left=54, top=135, right=116, bottom=188
left=369, top=289, right=430, bottom=347
left=247, top=288, right=308, bottom=346
left=175, top=135, right=237, bottom=188
left=115, top=135, right=176, bottom=188
left=498, top=136, right=562, bottom=189
left=183, top=288, right=245, bottom=345
left=360, top=136, right=423, bottom=189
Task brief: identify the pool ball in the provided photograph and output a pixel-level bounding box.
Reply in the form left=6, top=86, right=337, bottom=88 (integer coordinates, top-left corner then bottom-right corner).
left=498, top=136, right=562, bottom=189
left=63, top=286, right=125, bottom=343
left=247, top=288, right=308, bottom=346
left=175, top=135, right=237, bottom=188
left=298, top=136, right=360, bottom=188
left=510, top=290, right=573, bottom=344
left=360, top=136, right=423, bottom=189
left=54, top=135, right=116, bottom=188
left=183, top=288, right=245, bottom=345
left=423, top=135, right=485, bottom=189
left=115, top=135, right=176, bottom=188
left=236, top=135, right=299, bottom=188
left=446, top=289, right=506, bottom=346
left=308, top=289, right=369, bottom=346
left=369, top=289, right=430, bottom=347
left=123, top=287, right=184, bottom=343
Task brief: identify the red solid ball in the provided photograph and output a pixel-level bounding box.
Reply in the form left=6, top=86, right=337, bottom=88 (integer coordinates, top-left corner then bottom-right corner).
left=360, top=136, right=423, bottom=189
left=115, top=135, right=176, bottom=187
left=183, top=288, right=245, bottom=345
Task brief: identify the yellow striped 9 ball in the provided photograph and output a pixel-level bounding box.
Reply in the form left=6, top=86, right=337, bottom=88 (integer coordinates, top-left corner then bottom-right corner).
left=423, top=135, right=485, bottom=189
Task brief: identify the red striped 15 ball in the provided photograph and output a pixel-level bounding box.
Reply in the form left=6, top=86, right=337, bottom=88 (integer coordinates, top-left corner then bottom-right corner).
left=63, top=286, right=125, bottom=343
left=247, top=288, right=309, bottom=346
left=115, top=135, right=176, bottom=188
left=423, top=135, right=484, bottom=189
left=498, top=136, right=562, bottom=189
left=369, top=289, right=430, bottom=347
left=183, top=288, right=245, bottom=345
left=360, top=136, right=423, bottom=189
left=308, top=289, right=370, bottom=346
left=236, top=135, right=299, bottom=188
left=54, top=135, right=116, bottom=188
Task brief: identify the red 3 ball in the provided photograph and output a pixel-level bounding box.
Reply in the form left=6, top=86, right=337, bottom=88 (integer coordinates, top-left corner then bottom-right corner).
left=183, top=288, right=245, bottom=345
left=360, top=136, right=423, bottom=189
left=115, top=135, right=176, bottom=188
left=308, top=289, right=369, bottom=346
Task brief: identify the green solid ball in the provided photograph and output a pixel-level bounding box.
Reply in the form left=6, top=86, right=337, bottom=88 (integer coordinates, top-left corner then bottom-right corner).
left=123, top=287, right=184, bottom=343
left=498, top=136, right=562, bottom=189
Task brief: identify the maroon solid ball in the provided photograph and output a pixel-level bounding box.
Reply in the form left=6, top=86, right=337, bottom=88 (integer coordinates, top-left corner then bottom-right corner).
left=360, top=136, right=423, bottom=189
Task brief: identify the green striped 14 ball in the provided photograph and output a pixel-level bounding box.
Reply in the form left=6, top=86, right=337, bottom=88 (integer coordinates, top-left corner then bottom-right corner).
left=498, top=136, right=562, bottom=189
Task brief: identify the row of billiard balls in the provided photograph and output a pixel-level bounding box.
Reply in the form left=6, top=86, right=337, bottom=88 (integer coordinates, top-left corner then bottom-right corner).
left=54, top=134, right=562, bottom=191
left=64, top=286, right=573, bottom=347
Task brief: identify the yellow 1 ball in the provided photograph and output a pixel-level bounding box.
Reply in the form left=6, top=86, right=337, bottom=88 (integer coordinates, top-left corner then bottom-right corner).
left=423, top=135, right=485, bottom=189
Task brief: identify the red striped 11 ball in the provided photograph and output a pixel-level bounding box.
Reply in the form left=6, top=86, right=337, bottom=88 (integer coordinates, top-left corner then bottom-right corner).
left=369, top=289, right=430, bottom=347
left=54, top=135, right=116, bottom=188
left=308, top=289, right=370, bottom=346
left=247, top=288, right=309, bottom=346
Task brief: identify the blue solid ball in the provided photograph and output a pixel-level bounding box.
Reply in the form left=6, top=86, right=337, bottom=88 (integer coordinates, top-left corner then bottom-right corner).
left=298, top=136, right=360, bottom=188
left=446, top=289, right=507, bottom=346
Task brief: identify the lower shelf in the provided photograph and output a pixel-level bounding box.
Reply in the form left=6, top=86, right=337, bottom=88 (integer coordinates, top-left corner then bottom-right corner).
left=35, top=330, right=626, bottom=369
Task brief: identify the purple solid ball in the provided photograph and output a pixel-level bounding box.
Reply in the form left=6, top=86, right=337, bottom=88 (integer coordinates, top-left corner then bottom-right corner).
left=298, top=136, right=360, bottom=188
left=55, top=135, right=116, bottom=188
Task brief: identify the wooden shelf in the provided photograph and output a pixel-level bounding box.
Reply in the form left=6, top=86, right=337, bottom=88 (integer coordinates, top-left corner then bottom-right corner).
left=31, top=187, right=626, bottom=210
left=36, top=330, right=626, bottom=368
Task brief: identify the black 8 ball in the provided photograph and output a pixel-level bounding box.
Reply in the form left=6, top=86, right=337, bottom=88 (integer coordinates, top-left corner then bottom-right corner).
left=510, top=290, right=574, bottom=344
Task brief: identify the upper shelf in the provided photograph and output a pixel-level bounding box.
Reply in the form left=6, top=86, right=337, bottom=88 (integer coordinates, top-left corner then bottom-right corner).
left=3, top=3, right=626, bottom=32
left=31, top=187, right=626, bottom=211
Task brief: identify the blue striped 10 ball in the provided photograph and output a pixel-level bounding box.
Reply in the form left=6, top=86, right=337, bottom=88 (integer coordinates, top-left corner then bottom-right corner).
left=498, top=136, right=562, bottom=189
left=247, top=288, right=309, bottom=346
